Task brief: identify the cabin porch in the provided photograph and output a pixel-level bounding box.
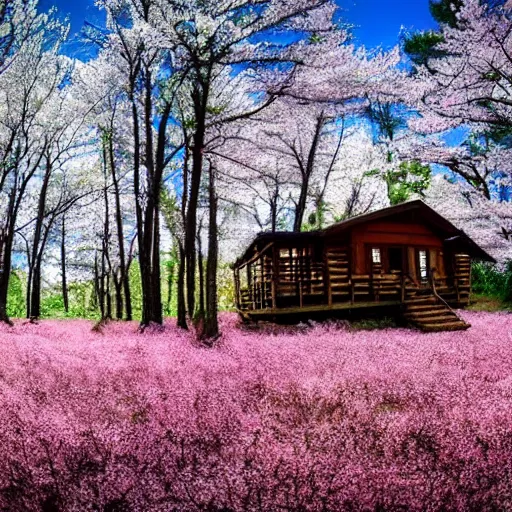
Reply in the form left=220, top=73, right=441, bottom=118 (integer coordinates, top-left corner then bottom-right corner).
left=234, top=241, right=472, bottom=331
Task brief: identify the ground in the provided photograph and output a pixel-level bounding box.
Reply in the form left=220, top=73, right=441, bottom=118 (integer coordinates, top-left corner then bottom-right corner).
left=0, top=311, right=511, bottom=511
left=467, top=293, right=512, bottom=312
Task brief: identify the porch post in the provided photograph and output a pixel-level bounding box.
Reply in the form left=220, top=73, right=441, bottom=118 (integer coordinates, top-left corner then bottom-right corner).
left=271, top=246, right=278, bottom=309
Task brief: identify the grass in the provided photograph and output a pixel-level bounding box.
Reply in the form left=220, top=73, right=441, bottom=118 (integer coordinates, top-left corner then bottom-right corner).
left=349, top=316, right=399, bottom=330
left=467, top=294, right=512, bottom=312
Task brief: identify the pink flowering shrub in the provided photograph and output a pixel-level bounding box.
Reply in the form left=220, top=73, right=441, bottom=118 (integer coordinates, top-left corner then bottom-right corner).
left=0, top=312, right=511, bottom=510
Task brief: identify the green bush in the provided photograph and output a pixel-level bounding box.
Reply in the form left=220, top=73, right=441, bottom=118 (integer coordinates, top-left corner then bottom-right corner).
left=7, top=271, right=26, bottom=318
left=4, top=257, right=237, bottom=321
left=472, top=261, right=512, bottom=302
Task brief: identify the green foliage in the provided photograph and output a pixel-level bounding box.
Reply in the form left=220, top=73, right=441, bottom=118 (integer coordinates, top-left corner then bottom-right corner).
left=162, top=249, right=179, bottom=316
left=303, top=200, right=329, bottom=232
left=206, top=104, right=227, bottom=115
left=486, top=126, right=512, bottom=148
left=183, top=118, right=196, bottom=130
left=161, top=188, right=181, bottom=235
left=471, top=261, right=512, bottom=303
left=429, top=0, right=463, bottom=27
left=309, top=33, right=323, bottom=44
left=129, top=260, right=143, bottom=320
left=402, top=0, right=463, bottom=68
left=40, top=294, right=66, bottom=318
left=218, top=263, right=236, bottom=311
left=482, top=70, right=501, bottom=82
left=4, top=251, right=236, bottom=321
left=402, top=31, right=445, bottom=67
left=7, top=271, right=25, bottom=318
left=40, top=282, right=99, bottom=319
left=366, top=160, right=431, bottom=206
left=367, top=101, right=405, bottom=141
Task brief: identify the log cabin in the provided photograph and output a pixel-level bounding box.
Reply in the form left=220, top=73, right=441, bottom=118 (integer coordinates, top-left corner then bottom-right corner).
left=233, top=200, right=496, bottom=332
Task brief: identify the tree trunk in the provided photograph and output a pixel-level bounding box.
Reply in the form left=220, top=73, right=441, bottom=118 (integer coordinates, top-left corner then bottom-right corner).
left=204, top=164, right=219, bottom=341
left=166, top=249, right=176, bottom=316
left=105, top=271, right=112, bottom=320
left=0, top=228, right=13, bottom=324
left=108, top=131, right=131, bottom=320
left=30, top=262, right=42, bottom=320
left=185, top=85, right=208, bottom=319
left=166, top=264, right=174, bottom=316
left=102, top=141, right=112, bottom=321
left=151, top=202, right=163, bottom=324
left=29, top=221, right=53, bottom=320
left=139, top=69, right=157, bottom=326
left=293, top=114, right=325, bottom=232
left=27, top=155, right=52, bottom=319
left=130, top=96, right=149, bottom=326
left=0, top=185, right=21, bottom=324
left=26, top=257, right=32, bottom=319
left=197, top=228, right=205, bottom=321
left=177, top=242, right=187, bottom=329
left=94, top=252, right=104, bottom=320
left=293, top=176, right=310, bottom=232
left=61, top=215, right=69, bottom=313
left=113, top=273, right=123, bottom=320
left=133, top=75, right=171, bottom=327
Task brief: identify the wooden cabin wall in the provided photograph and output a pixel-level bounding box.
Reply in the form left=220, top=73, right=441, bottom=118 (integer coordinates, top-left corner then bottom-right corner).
left=346, top=221, right=443, bottom=275
left=429, top=248, right=446, bottom=276
left=407, top=247, right=416, bottom=278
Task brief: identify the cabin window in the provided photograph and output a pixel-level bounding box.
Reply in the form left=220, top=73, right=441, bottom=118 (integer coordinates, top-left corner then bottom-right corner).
left=418, top=250, right=428, bottom=280
left=371, top=248, right=381, bottom=264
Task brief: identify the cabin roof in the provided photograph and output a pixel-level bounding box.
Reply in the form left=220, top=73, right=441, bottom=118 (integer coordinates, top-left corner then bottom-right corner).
left=235, top=200, right=496, bottom=266
left=324, top=200, right=456, bottom=234
left=235, top=231, right=321, bottom=266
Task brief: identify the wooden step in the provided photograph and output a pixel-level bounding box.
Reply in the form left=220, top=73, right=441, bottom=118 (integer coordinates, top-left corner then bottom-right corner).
left=411, top=314, right=460, bottom=324
left=404, top=297, right=437, bottom=305
left=403, top=293, right=471, bottom=331
left=419, top=321, right=470, bottom=332
left=406, top=305, right=446, bottom=313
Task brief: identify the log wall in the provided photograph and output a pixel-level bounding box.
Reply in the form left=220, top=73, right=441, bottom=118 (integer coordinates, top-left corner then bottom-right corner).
left=235, top=224, right=473, bottom=314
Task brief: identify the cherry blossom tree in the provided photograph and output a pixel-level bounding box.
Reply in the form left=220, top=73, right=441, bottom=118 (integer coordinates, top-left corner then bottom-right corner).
left=424, top=173, right=512, bottom=263
left=0, top=0, right=33, bottom=73
left=103, top=0, right=343, bottom=337
left=408, top=0, right=512, bottom=193
left=0, top=9, right=70, bottom=323
left=88, top=9, right=184, bottom=327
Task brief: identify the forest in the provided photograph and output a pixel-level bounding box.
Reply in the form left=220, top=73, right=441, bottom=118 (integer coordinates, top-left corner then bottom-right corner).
left=0, top=0, right=510, bottom=338
left=0, top=0, right=512, bottom=509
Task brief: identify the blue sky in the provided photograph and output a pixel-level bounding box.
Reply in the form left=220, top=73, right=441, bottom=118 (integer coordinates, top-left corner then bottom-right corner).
left=39, top=0, right=438, bottom=56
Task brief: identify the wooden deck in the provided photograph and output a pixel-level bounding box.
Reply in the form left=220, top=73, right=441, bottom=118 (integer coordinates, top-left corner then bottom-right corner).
left=240, top=300, right=401, bottom=319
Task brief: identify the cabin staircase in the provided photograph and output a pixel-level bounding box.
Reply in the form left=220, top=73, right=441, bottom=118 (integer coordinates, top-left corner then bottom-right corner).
left=404, top=289, right=470, bottom=332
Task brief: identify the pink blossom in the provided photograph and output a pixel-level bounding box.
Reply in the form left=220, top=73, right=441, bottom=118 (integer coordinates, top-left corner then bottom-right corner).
left=0, top=313, right=510, bottom=509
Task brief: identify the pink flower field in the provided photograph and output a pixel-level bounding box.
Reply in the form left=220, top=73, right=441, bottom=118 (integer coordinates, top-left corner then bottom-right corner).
left=0, top=311, right=511, bottom=511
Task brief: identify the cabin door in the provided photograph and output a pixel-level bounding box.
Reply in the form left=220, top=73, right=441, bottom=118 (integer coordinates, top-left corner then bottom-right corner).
left=416, top=249, right=429, bottom=285
left=387, top=247, right=404, bottom=274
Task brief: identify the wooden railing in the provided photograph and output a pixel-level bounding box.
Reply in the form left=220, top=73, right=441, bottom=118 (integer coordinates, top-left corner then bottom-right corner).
left=235, top=243, right=275, bottom=311
left=429, top=268, right=456, bottom=314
